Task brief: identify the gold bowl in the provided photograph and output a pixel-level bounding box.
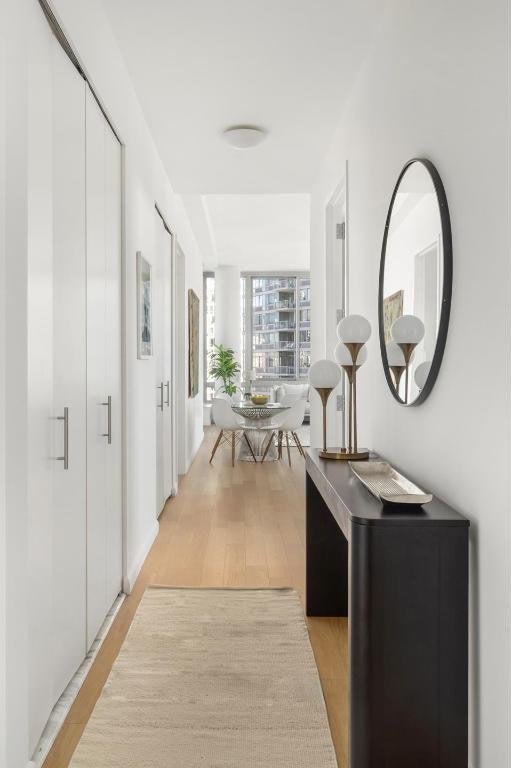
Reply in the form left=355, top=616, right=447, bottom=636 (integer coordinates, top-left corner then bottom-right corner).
left=251, top=394, right=269, bottom=406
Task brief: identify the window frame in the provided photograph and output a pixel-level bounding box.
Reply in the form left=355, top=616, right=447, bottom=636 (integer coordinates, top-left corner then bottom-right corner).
left=241, top=270, right=310, bottom=387
left=203, top=271, right=215, bottom=403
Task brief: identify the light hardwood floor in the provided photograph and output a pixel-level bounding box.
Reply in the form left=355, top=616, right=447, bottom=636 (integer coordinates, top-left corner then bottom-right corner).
left=43, top=427, right=348, bottom=767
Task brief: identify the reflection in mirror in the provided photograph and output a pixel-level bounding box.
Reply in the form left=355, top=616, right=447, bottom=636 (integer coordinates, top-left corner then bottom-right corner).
left=379, top=159, right=452, bottom=405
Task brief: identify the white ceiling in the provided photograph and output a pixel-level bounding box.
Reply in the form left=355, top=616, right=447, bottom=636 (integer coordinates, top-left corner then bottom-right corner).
left=182, top=193, right=310, bottom=270
left=101, top=0, right=382, bottom=267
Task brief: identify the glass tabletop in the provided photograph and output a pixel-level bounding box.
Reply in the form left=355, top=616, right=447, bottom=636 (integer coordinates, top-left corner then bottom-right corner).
left=231, top=403, right=290, bottom=420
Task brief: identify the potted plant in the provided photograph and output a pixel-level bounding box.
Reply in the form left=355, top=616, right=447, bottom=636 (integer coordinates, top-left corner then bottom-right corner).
left=209, top=344, right=241, bottom=397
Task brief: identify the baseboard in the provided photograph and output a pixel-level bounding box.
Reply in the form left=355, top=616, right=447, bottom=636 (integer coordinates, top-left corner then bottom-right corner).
left=123, top=519, right=159, bottom=594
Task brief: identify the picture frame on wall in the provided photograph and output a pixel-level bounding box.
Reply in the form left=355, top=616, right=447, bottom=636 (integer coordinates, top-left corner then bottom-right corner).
left=137, top=251, right=153, bottom=359
left=188, top=289, right=200, bottom=397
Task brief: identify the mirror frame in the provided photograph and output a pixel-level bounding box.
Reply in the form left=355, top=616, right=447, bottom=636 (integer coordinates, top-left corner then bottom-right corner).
left=378, top=158, right=453, bottom=406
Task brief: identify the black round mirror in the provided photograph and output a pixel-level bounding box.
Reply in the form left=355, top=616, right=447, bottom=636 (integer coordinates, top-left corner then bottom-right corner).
left=379, top=158, right=452, bottom=405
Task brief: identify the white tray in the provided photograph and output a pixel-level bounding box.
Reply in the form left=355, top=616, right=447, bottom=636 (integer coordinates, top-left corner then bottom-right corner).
left=349, top=461, right=433, bottom=506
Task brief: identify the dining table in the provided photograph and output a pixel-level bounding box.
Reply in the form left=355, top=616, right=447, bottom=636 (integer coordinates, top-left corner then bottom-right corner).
left=231, top=403, right=290, bottom=461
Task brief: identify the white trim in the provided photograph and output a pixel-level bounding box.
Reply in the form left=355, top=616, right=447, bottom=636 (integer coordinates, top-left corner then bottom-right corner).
left=122, top=520, right=158, bottom=594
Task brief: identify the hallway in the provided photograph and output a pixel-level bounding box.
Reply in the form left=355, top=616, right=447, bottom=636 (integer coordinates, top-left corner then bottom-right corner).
left=43, top=430, right=348, bottom=767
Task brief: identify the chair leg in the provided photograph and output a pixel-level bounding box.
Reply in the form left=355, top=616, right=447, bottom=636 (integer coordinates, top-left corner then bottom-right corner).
left=293, top=431, right=305, bottom=457
left=285, top=431, right=291, bottom=467
left=244, top=432, right=258, bottom=463
left=209, top=430, right=223, bottom=463
left=261, top=431, right=275, bottom=463
left=277, top=431, right=283, bottom=459
left=231, top=431, right=236, bottom=467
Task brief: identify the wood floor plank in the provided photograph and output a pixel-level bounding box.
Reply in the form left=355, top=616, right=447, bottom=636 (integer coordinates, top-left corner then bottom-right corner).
left=42, top=427, right=347, bottom=768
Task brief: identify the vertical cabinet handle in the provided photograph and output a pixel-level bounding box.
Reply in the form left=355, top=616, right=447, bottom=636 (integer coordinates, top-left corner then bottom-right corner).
left=56, top=406, right=69, bottom=469
left=165, top=380, right=170, bottom=407
left=102, top=395, right=112, bottom=444
left=157, top=382, right=164, bottom=411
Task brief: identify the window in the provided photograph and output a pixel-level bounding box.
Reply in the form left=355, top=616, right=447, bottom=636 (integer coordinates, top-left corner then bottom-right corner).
left=242, top=273, right=311, bottom=383
left=203, top=272, right=216, bottom=402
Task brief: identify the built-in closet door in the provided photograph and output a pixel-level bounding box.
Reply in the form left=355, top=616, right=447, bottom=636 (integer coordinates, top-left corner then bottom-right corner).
left=154, top=212, right=174, bottom=515
left=86, top=87, right=122, bottom=649
left=162, top=222, right=174, bottom=503
left=52, top=39, right=87, bottom=701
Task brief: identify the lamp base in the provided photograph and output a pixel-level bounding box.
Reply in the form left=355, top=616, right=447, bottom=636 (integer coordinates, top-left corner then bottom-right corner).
left=319, top=447, right=370, bottom=461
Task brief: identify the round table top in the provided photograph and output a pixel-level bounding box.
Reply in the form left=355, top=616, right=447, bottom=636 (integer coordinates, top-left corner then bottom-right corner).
left=232, top=403, right=290, bottom=420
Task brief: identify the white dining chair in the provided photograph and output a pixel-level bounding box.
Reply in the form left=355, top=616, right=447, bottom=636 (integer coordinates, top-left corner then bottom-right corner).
left=260, top=399, right=306, bottom=466
left=214, top=391, right=232, bottom=401
left=209, top=397, right=257, bottom=466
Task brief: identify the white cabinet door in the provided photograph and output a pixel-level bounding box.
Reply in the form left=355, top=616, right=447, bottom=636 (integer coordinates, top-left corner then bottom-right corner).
left=51, top=40, right=87, bottom=701
left=154, top=213, right=166, bottom=514
left=162, top=226, right=174, bottom=501
left=154, top=212, right=174, bottom=515
left=27, top=15, right=55, bottom=751
left=85, top=89, right=108, bottom=648
left=86, top=88, right=122, bottom=648
left=104, top=114, right=123, bottom=612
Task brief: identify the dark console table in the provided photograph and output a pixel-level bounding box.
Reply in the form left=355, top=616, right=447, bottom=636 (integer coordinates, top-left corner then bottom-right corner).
left=306, top=449, right=469, bottom=768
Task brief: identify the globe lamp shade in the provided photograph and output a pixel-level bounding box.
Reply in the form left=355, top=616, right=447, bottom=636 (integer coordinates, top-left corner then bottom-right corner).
left=391, top=314, right=425, bottom=345
left=414, top=360, right=431, bottom=390
left=308, top=359, right=341, bottom=389
left=337, top=314, right=371, bottom=344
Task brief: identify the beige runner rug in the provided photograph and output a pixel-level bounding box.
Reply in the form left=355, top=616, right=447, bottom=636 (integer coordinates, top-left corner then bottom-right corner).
left=70, top=587, right=337, bottom=767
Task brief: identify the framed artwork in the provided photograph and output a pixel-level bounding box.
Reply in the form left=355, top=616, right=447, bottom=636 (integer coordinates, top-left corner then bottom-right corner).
left=383, top=289, right=404, bottom=343
left=137, top=251, right=152, bottom=359
left=188, top=289, right=200, bottom=398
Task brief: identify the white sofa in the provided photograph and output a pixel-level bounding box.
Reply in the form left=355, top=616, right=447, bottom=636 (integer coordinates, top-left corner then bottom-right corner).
left=273, top=383, right=310, bottom=423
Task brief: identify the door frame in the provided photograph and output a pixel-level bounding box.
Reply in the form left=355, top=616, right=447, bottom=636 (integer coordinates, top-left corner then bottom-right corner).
left=325, top=163, right=349, bottom=448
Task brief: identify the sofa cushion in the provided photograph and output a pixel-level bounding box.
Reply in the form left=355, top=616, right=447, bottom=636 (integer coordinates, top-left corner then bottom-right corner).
left=277, top=383, right=309, bottom=401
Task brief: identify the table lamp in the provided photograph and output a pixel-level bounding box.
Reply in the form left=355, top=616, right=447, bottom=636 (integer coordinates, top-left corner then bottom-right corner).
left=332, top=313, right=371, bottom=461
left=334, top=341, right=368, bottom=459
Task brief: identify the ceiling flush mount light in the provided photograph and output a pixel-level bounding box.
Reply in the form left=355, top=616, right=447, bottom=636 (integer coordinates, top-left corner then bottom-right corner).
left=222, top=125, right=267, bottom=149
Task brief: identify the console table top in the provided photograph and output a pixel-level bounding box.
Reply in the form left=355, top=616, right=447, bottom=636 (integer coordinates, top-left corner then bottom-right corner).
left=306, top=449, right=469, bottom=530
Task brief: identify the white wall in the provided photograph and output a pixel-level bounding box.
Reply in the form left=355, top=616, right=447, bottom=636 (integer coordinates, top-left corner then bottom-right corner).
left=0, top=4, right=6, bottom=762
left=1, top=0, right=205, bottom=764
left=48, top=0, right=205, bottom=589
left=214, top=265, right=242, bottom=368
left=1, top=2, right=31, bottom=765
left=311, top=1, right=510, bottom=765
left=0, top=4, right=10, bottom=764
